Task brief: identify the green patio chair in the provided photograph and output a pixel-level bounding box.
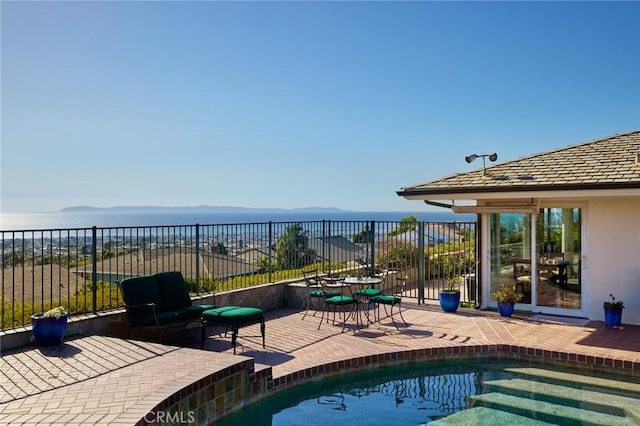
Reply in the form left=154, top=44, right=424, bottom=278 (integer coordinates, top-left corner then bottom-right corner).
left=301, top=269, right=340, bottom=320
left=369, top=274, right=408, bottom=330
left=317, top=278, right=360, bottom=332
left=354, top=269, right=387, bottom=298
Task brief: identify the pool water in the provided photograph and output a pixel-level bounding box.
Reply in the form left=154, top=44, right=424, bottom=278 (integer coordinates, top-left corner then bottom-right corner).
left=218, top=360, right=640, bottom=425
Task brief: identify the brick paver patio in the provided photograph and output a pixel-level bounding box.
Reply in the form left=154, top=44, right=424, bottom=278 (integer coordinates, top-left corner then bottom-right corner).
left=1, top=301, right=639, bottom=425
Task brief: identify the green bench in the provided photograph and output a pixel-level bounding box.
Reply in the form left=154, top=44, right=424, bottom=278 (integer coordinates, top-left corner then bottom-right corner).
left=119, top=271, right=265, bottom=353
left=118, top=271, right=215, bottom=337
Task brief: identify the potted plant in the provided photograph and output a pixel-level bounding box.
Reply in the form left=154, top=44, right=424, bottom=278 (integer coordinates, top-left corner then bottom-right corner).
left=439, top=275, right=462, bottom=313
left=603, top=294, right=624, bottom=328
left=491, top=285, right=522, bottom=317
left=31, top=306, right=68, bottom=346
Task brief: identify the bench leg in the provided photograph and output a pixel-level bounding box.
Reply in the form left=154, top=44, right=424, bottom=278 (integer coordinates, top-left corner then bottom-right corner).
left=231, top=324, right=239, bottom=354
left=202, top=316, right=265, bottom=354
left=200, top=320, right=206, bottom=349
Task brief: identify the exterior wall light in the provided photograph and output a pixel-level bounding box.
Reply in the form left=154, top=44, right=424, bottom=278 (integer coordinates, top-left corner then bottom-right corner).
left=465, top=152, right=497, bottom=175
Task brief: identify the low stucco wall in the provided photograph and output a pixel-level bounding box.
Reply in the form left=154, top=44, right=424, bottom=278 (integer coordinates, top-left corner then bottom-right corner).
left=1, top=281, right=301, bottom=351
left=212, top=281, right=290, bottom=310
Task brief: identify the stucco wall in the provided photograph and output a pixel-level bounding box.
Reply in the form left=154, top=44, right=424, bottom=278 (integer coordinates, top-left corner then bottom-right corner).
left=587, top=197, right=640, bottom=325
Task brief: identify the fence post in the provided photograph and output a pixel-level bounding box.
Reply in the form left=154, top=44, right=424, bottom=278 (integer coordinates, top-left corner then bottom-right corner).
left=369, top=220, right=375, bottom=272
left=323, top=220, right=328, bottom=274
left=268, top=222, right=273, bottom=283
left=195, top=224, right=200, bottom=294
left=91, top=226, right=97, bottom=314
left=418, top=222, right=425, bottom=304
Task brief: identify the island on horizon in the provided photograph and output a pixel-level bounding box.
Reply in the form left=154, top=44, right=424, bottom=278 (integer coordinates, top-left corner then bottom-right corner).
left=60, top=205, right=351, bottom=214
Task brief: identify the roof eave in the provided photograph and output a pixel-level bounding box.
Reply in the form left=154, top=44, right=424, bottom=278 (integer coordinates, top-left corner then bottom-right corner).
left=397, top=183, right=640, bottom=200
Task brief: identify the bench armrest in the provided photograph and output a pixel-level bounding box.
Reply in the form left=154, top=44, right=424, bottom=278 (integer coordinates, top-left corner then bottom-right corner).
left=123, top=302, right=157, bottom=310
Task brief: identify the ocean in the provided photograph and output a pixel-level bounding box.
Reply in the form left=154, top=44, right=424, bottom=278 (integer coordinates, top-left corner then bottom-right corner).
left=0, top=210, right=476, bottom=231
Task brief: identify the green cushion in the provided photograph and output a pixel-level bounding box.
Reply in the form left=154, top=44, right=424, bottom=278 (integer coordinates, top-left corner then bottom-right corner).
left=309, top=289, right=341, bottom=298
left=324, top=295, right=357, bottom=306
left=120, top=275, right=161, bottom=309
left=155, top=271, right=192, bottom=311
left=202, top=306, right=264, bottom=325
left=371, top=294, right=400, bottom=305
left=354, top=288, right=383, bottom=297
left=181, top=304, right=216, bottom=316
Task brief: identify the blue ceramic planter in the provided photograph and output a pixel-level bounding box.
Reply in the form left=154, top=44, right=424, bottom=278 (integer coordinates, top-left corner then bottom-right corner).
left=439, top=291, right=460, bottom=313
left=498, top=302, right=515, bottom=317
left=604, top=308, right=622, bottom=328
left=31, top=313, right=68, bottom=346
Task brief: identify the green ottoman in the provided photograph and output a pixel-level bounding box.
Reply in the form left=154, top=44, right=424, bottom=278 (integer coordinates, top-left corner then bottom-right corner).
left=201, top=306, right=265, bottom=354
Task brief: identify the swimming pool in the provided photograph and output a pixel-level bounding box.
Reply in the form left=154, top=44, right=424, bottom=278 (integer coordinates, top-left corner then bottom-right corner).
left=218, top=360, right=640, bottom=425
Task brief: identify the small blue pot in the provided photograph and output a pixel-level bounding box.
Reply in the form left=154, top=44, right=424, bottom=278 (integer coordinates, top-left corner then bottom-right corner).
left=604, top=308, right=622, bottom=328
left=439, top=291, right=460, bottom=313
left=498, top=302, right=515, bottom=317
left=31, top=313, right=68, bottom=346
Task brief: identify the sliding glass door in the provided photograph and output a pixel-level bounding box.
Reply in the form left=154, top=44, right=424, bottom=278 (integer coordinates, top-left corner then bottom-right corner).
left=535, top=207, right=582, bottom=310
left=488, top=207, right=583, bottom=313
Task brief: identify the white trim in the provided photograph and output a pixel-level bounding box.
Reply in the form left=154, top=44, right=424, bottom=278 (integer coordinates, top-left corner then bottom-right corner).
left=481, top=213, right=491, bottom=310
left=452, top=205, right=538, bottom=214
left=531, top=210, right=538, bottom=307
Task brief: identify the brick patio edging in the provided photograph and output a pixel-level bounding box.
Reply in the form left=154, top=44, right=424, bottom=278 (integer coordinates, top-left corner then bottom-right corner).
left=135, top=344, right=640, bottom=425
left=272, top=344, right=640, bottom=392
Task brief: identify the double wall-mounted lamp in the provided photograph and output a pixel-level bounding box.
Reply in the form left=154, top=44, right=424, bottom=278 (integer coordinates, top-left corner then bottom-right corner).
left=465, top=152, right=497, bottom=175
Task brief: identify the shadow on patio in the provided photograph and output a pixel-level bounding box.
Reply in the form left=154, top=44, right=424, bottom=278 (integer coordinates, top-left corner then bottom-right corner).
left=1, top=302, right=639, bottom=424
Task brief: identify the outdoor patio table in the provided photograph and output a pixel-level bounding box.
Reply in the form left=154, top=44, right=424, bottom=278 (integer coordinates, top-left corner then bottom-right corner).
left=343, top=276, right=382, bottom=288
left=322, top=276, right=345, bottom=285
left=344, top=276, right=382, bottom=324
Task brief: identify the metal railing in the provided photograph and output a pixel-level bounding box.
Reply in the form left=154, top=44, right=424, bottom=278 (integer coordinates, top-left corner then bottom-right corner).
left=1, top=219, right=476, bottom=330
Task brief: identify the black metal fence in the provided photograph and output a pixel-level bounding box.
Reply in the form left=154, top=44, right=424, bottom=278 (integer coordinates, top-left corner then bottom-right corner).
left=1, top=220, right=476, bottom=330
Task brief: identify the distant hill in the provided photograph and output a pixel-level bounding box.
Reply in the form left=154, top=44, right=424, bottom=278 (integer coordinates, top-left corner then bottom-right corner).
left=60, top=205, right=350, bottom=213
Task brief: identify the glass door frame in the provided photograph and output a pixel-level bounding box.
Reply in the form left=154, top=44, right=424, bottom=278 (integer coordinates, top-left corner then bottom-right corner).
left=481, top=202, right=587, bottom=317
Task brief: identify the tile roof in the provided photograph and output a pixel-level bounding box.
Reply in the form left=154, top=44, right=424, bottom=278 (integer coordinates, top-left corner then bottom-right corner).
left=308, top=236, right=364, bottom=262
left=397, top=130, right=640, bottom=197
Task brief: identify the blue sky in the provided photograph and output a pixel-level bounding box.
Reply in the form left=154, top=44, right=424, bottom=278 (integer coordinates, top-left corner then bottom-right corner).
left=2, top=1, right=639, bottom=213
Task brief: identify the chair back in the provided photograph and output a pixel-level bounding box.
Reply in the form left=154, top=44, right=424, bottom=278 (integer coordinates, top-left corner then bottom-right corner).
left=302, top=269, right=321, bottom=287
left=376, top=269, right=389, bottom=290
left=320, top=277, right=350, bottom=297
left=391, top=273, right=408, bottom=297
left=364, top=266, right=382, bottom=277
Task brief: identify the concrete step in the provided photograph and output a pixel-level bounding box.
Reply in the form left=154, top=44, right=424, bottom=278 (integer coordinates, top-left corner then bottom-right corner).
left=427, top=406, right=553, bottom=425
left=469, top=392, right=637, bottom=425
left=484, top=378, right=640, bottom=420
left=504, top=367, right=640, bottom=395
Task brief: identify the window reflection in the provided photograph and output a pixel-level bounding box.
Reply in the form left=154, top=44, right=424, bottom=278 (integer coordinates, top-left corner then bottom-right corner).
left=536, top=208, right=581, bottom=309
left=489, top=213, right=532, bottom=304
